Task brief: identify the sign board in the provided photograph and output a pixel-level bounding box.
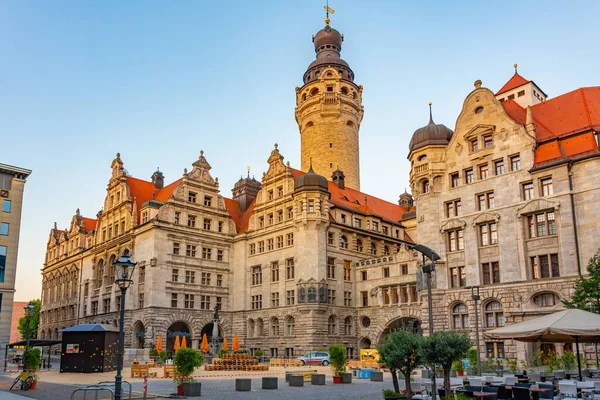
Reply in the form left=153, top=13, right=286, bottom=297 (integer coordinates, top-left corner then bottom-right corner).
left=66, top=344, right=80, bottom=354
left=360, top=349, right=380, bottom=362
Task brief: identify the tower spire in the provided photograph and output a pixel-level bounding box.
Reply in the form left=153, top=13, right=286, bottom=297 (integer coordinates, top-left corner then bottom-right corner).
left=514, top=63, right=518, bottom=74
left=324, top=2, right=335, bottom=25
left=428, top=102, right=434, bottom=124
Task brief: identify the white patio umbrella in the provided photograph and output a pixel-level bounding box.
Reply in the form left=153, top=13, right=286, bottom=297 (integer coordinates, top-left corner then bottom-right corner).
left=485, top=309, right=600, bottom=380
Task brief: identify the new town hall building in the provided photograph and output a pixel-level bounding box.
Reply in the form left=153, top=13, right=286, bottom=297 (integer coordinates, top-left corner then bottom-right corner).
left=38, top=20, right=600, bottom=362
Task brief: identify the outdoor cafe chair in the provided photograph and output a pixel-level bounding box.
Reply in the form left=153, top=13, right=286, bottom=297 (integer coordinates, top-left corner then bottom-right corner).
left=513, top=386, right=532, bottom=400
left=558, top=382, right=578, bottom=399
left=505, top=377, right=518, bottom=386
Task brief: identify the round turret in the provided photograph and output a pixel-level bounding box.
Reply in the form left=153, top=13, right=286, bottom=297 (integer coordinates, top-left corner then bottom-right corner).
left=409, top=104, right=453, bottom=152
left=294, top=165, right=329, bottom=193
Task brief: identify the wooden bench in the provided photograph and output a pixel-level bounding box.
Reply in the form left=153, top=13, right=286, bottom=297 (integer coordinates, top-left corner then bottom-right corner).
left=285, top=370, right=318, bottom=382
left=130, top=363, right=149, bottom=378
left=163, top=364, right=175, bottom=377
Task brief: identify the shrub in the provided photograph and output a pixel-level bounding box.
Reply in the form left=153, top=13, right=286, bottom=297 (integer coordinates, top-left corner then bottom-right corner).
left=23, top=348, right=42, bottom=371
left=329, top=344, right=347, bottom=376
left=218, top=349, right=228, bottom=358
left=253, top=349, right=264, bottom=358
left=467, top=348, right=478, bottom=370
left=158, top=350, right=167, bottom=363
left=506, top=358, right=518, bottom=373
left=173, top=348, right=203, bottom=385
left=382, top=388, right=405, bottom=399
left=149, top=348, right=159, bottom=357
left=452, top=360, right=464, bottom=372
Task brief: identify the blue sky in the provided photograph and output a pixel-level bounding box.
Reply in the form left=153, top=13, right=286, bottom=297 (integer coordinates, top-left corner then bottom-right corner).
left=2, top=0, right=598, bottom=301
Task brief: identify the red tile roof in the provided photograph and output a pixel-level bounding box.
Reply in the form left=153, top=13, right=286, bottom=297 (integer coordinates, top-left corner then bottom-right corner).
left=125, top=176, right=182, bottom=219
left=502, top=86, right=600, bottom=166
left=496, top=73, right=530, bottom=96
left=223, top=168, right=412, bottom=234
left=82, top=217, right=97, bottom=232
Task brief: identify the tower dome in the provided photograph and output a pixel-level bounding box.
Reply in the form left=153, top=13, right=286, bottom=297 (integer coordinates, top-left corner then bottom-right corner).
left=294, top=164, right=329, bottom=193
left=303, top=24, right=354, bottom=84
left=409, top=104, right=453, bottom=152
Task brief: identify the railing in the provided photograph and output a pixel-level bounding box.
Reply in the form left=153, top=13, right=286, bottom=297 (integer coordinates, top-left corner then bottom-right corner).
left=70, top=385, right=114, bottom=399
left=323, top=92, right=338, bottom=105
left=414, top=163, right=429, bottom=174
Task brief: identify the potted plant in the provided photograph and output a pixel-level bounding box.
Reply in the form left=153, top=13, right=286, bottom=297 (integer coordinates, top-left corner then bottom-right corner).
left=23, top=348, right=42, bottom=389
left=452, top=360, right=465, bottom=376
left=329, top=344, right=347, bottom=384
left=173, top=348, right=203, bottom=396
left=158, top=350, right=167, bottom=365
left=382, top=389, right=407, bottom=400
left=253, top=349, right=265, bottom=363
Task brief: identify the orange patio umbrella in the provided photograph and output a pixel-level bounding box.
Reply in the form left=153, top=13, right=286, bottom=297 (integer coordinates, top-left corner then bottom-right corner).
left=222, top=337, right=229, bottom=351
left=155, top=335, right=163, bottom=352
left=174, top=335, right=181, bottom=351
left=201, top=333, right=209, bottom=354
left=181, top=335, right=187, bottom=349
left=233, top=333, right=240, bottom=352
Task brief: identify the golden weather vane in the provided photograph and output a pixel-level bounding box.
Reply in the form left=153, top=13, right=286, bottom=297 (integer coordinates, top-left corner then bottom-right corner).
left=324, top=1, right=335, bottom=25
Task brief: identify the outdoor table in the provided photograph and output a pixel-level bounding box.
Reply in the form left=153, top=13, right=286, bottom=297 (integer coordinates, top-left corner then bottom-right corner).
left=473, top=392, right=497, bottom=398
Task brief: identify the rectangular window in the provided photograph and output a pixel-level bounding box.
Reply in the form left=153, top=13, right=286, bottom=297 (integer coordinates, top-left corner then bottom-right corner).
left=486, top=342, right=505, bottom=359
left=522, top=182, right=534, bottom=200
left=203, top=218, right=211, bottom=230
left=0, top=223, right=9, bottom=236
left=286, top=259, right=295, bottom=279
left=551, top=254, right=560, bottom=277
left=268, top=190, right=274, bottom=200
left=184, top=294, right=195, bottom=309
left=328, top=232, right=335, bottom=245
left=344, top=291, right=352, bottom=306
left=307, top=200, right=314, bottom=212
left=340, top=214, right=346, bottom=224
left=371, top=221, right=379, bottom=231
left=216, top=296, right=222, bottom=310
left=482, top=262, right=500, bottom=285
left=477, top=192, right=494, bottom=210
left=484, top=135, right=493, bottom=148
left=528, top=211, right=556, bottom=238
left=249, top=243, right=256, bottom=255
left=517, top=90, right=525, bottom=97
left=2, top=200, right=11, bottom=213
left=277, top=210, right=283, bottom=222
left=471, top=138, right=479, bottom=152
left=259, top=217, right=264, bottom=227
left=271, top=292, right=279, bottom=307
left=252, top=266, right=262, bottom=285
left=171, top=294, right=178, bottom=308
left=172, top=242, right=180, bottom=255
left=200, top=295, right=211, bottom=310
left=277, top=186, right=284, bottom=197
left=508, top=94, right=515, bottom=100
left=360, top=270, right=368, bottom=281
left=383, top=288, right=390, bottom=305
left=217, top=274, right=223, bottom=286
left=138, top=293, right=144, bottom=308
left=541, top=178, right=553, bottom=196
left=401, top=287, right=409, bottom=303
left=531, top=254, right=560, bottom=280
left=276, top=235, right=283, bottom=248
left=479, top=164, right=489, bottom=179
left=451, top=173, right=460, bottom=188
left=2, top=246, right=9, bottom=281
left=185, top=270, right=195, bottom=284
left=445, top=199, right=461, bottom=218
left=103, top=298, right=111, bottom=313
left=188, top=192, right=197, bottom=203
left=344, top=260, right=351, bottom=281
left=401, top=265, right=408, bottom=275
left=202, top=247, right=212, bottom=259
left=172, top=268, right=179, bottom=282
left=327, top=257, right=336, bottom=279
left=327, top=289, right=336, bottom=305
left=354, top=218, right=362, bottom=228
left=287, top=207, right=293, bottom=219
left=271, top=262, right=279, bottom=282
left=202, top=195, right=211, bottom=206
left=267, top=238, right=274, bottom=251
left=201, top=272, right=211, bottom=285
left=187, top=215, right=196, bottom=227
left=258, top=241, right=264, bottom=253
left=218, top=221, right=223, bottom=232
left=361, top=291, right=368, bottom=307
left=186, top=245, right=196, bottom=257
left=217, top=249, right=223, bottom=261
left=251, top=295, right=262, bottom=310
left=92, top=301, right=98, bottom=315
left=479, top=223, right=498, bottom=246
left=449, top=266, right=466, bottom=288
left=383, top=267, right=390, bottom=278
left=286, top=290, right=295, bottom=305
left=139, top=266, right=145, bottom=283
left=510, top=154, right=521, bottom=171
left=530, top=256, right=539, bottom=279
left=465, top=169, right=474, bottom=184
left=540, top=255, right=550, bottom=278
left=268, top=213, right=274, bottom=224
left=447, top=229, right=464, bottom=252
left=84, top=282, right=89, bottom=297
left=286, top=233, right=294, bottom=246
left=392, top=288, right=399, bottom=304
left=495, top=159, right=505, bottom=175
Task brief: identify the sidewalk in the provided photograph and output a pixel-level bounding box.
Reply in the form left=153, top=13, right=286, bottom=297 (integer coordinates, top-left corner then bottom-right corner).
left=0, top=391, right=32, bottom=399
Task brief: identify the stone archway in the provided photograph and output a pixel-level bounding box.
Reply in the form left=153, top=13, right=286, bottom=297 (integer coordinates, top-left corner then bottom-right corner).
left=167, top=321, right=191, bottom=353
left=133, top=320, right=145, bottom=349
left=359, top=337, right=372, bottom=349
left=378, top=317, right=422, bottom=345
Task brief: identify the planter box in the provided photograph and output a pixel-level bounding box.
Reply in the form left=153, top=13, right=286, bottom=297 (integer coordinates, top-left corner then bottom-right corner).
left=182, top=382, right=201, bottom=396
left=262, top=377, right=278, bottom=389
left=289, top=375, right=304, bottom=387
left=235, top=378, right=251, bottom=391
left=371, top=371, right=384, bottom=382
left=333, top=376, right=342, bottom=384
left=341, top=372, right=352, bottom=384
left=311, top=374, right=326, bottom=385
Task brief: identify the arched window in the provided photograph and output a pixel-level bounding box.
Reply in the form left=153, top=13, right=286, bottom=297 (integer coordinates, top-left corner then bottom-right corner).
left=347, top=120, right=355, bottom=128
left=341, top=87, right=349, bottom=95
left=383, top=245, right=390, bottom=256
left=285, top=316, right=295, bottom=336
left=248, top=319, right=255, bottom=338
left=533, top=293, right=558, bottom=307
left=328, top=315, right=337, bottom=335
left=339, top=235, right=348, bottom=249
left=485, top=301, right=504, bottom=327
left=270, top=317, right=279, bottom=336
left=310, top=88, right=319, bottom=96
left=95, top=259, right=105, bottom=288
left=305, top=121, right=314, bottom=129
left=344, top=316, right=353, bottom=335
left=418, top=154, right=427, bottom=161
left=452, top=303, right=469, bottom=329
left=355, top=239, right=363, bottom=252
left=256, top=318, right=263, bottom=337
left=422, top=180, right=430, bottom=194
left=370, top=242, right=377, bottom=256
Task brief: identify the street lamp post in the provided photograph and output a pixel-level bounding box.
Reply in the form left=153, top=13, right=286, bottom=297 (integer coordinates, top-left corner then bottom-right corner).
left=467, top=286, right=481, bottom=375
left=23, top=303, right=35, bottom=371
left=113, top=250, right=137, bottom=400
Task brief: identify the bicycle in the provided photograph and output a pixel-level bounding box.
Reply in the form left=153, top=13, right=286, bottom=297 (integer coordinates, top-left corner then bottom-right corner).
left=9, top=370, right=36, bottom=391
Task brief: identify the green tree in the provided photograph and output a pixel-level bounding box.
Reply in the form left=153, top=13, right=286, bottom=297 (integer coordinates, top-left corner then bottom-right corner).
left=563, top=250, right=600, bottom=312
left=173, top=348, right=203, bottom=385
left=423, top=330, right=472, bottom=398
left=18, top=300, right=41, bottom=341
left=378, top=328, right=426, bottom=399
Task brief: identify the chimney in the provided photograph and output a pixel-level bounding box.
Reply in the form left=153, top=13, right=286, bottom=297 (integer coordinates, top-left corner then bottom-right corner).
left=331, top=169, right=345, bottom=189
left=151, top=168, right=164, bottom=189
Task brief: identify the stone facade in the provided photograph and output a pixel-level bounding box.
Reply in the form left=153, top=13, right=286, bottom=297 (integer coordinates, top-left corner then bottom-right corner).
left=0, top=163, right=31, bottom=361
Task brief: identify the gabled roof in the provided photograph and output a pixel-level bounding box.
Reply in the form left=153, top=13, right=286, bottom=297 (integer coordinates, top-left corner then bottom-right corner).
left=501, top=86, right=600, bottom=166
left=223, top=168, right=412, bottom=234
left=125, top=176, right=182, bottom=219
left=496, top=72, right=530, bottom=96
left=82, top=217, right=97, bottom=232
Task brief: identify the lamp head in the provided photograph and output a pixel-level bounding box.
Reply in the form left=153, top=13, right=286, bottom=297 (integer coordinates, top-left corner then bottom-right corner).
left=114, top=249, right=137, bottom=288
